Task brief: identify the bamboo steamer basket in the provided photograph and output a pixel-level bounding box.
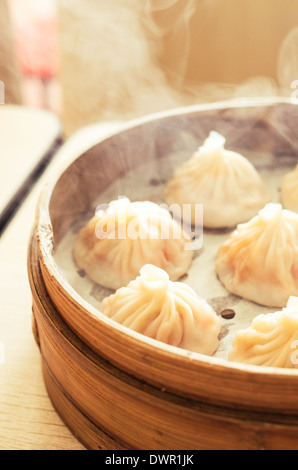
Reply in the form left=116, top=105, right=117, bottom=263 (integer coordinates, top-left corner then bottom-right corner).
left=29, top=98, right=298, bottom=450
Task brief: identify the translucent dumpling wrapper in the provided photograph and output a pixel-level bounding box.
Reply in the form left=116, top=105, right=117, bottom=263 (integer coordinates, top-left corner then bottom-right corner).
left=164, top=131, right=269, bottom=229
left=229, top=296, right=298, bottom=368
left=215, top=203, right=298, bottom=308
left=101, top=264, right=221, bottom=355
left=73, top=198, right=193, bottom=290
left=281, top=164, right=298, bottom=213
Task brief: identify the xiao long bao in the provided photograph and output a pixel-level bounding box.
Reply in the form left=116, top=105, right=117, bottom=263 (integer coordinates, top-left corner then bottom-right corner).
left=73, top=198, right=193, bottom=290
left=164, top=131, right=269, bottom=229
left=216, top=203, right=298, bottom=308
left=229, top=297, right=298, bottom=369
left=101, top=264, right=221, bottom=355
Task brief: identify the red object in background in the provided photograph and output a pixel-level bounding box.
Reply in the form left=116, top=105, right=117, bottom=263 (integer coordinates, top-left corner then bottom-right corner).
left=10, top=0, right=59, bottom=80
left=9, top=0, right=61, bottom=113
left=15, top=16, right=59, bottom=79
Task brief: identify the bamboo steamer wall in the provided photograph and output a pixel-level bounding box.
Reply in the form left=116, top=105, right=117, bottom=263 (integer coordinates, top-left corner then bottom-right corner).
left=29, top=100, right=298, bottom=450
left=29, top=233, right=298, bottom=450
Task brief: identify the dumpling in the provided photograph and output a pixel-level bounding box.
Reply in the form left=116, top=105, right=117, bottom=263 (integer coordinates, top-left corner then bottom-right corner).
left=73, top=197, right=193, bottom=290
left=281, top=164, right=298, bottom=213
left=101, top=264, right=221, bottom=355
left=215, top=203, right=298, bottom=308
left=164, top=131, right=269, bottom=229
left=228, top=296, right=298, bottom=368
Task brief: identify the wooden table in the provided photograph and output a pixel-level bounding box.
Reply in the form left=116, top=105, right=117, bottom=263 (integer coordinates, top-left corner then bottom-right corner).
left=0, top=107, right=123, bottom=450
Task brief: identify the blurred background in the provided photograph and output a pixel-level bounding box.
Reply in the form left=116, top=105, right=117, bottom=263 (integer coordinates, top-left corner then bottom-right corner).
left=2, top=0, right=298, bottom=136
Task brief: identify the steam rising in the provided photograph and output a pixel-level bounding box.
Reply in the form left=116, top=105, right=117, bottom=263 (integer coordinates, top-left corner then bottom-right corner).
left=59, top=0, right=197, bottom=134
left=277, top=27, right=298, bottom=92
left=58, top=0, right=298, bottom=135
left=142, top=0, right=197, bottom=88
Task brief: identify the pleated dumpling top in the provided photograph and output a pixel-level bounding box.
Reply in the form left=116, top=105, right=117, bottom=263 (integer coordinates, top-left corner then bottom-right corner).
left=73, top=198, right=193, bottom=290
left=165, top=131, right=269, bottom=229
left=216, top=203, right=298, bottom=308
left=229, top=296, right=298, bottom=369
left=101, top=264, right=221, bottom=355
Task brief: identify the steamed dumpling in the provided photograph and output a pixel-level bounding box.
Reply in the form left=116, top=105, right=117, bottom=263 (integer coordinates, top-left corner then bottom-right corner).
left=229, top=296, right=298, bottom=368
left=73, top=198, right=193, bottom=290
left=164, top=131, right=269, bottom=229
left=101, top=264, right=221, bottom=355
left=281, top=164, right=298, bottom=213
left=215, top=203, right=298, bottom=308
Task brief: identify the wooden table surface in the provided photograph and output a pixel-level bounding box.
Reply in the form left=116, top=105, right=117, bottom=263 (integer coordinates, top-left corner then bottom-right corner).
left=0, top=108, right=123, bottom=450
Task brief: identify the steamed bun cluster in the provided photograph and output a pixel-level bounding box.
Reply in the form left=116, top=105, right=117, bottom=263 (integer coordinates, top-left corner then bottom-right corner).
left=72, top=129, right=298, bottom=367
left=215, top=203, right=298, bottom=369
